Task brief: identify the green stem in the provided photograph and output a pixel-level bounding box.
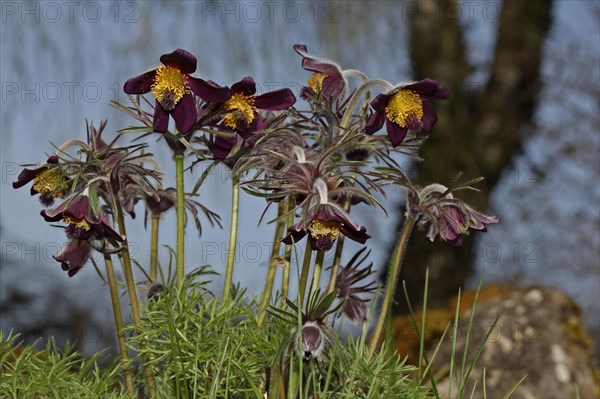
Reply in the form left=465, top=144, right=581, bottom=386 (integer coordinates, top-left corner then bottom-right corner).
left=339, top=79, right=395, bottom=131
left=282, top=199, right=294, bottom=299
left=257, top=200, right=287, bottom=326
left=103, top=253, right=134, bottom=396
left=149, top=214, right=160, bottom=282
left=326, top=234, right=345, bottom=295
left=369, top=214, right=416, bottom=357
left=309, top=250, right=325, bottom=297
left=114, top=199, right=156, bottom=397
left=175, top=154, right=186, bottom=285
left=297, top=240, right=313, bottom=305
left=222, top=175, right=240, bottom=302
left=326, top=198, right=351, bottom=295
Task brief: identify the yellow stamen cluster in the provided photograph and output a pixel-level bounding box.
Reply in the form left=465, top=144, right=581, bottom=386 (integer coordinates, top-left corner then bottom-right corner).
left=33, top=169, right=65, bottom=198
left=308, top=219, right=343, bottom=241
left=308, top=73, right=327, bottom=94
left=63, top=216, right=91, bottom=231
left=385, top=90, right=423, bottom=126
left=151, top=66, right=190, bottom=111
left=223, top=92, right=256, bottom=129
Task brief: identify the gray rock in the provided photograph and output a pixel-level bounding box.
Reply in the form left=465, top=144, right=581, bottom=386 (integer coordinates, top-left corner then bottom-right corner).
left=431, top=287, right=600, bottom=399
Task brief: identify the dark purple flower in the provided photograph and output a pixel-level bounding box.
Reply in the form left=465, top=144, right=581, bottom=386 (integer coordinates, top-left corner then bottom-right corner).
left=293, top=44, right=346, bottom=102
left=53, top=239, right=92, bottom=277
left=123, top=49, right=231, bottom=134
left=282, top=203, right=370, bottom=251
left=366, top=78, right=449, bottom=147
left=416, top=197, right=499, bottom=245
left=335, top=247, right=376, bottom=324
left=12, top=156, right=68, bottom=206
left=41, top=193, right=123, bottom=242
left=211, top=77, right=296, bottom=159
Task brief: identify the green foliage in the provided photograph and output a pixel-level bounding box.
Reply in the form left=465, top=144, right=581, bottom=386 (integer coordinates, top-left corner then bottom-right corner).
left=0, top=332, right=129, bottom=399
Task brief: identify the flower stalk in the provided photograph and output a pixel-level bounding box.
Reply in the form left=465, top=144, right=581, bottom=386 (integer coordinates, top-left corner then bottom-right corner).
left=369, top=214, right=416, bottom=357
left=175, top=154, right=185, bottom=285
left=282, top=199, right=295, bottom=299
left=222, top=174, right=240, bottom=302
left=103, top=253, right=134, bottom=396
left=309, top=250, right=325, bottom=298
left=113, top=196, right=156, bottom=397
left=257, top=200, right=287, bottom=326
left=297, top=240, right=313, bottom=304
left=150, top=214, right=160, bottom=282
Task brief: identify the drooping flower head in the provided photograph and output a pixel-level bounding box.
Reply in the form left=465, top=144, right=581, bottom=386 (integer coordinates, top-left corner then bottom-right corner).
left=210, top=77, right=296, bottom=160
left=12, top=155, right=69, bottom=206
left=366, top=78, right=449, bottom=147
left=293, top=44, right=346, bottom=102
left=123, top=49, right=231, bottom=134
left=41, top=192, right=123, bottom=243
left=414, top=184, right=499, bottom=245
left=41, top=191, right=123, bottom=277
left=283, top=202, right=370, bottom=252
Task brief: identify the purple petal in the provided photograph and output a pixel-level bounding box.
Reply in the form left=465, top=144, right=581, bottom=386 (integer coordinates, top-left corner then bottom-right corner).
left=123, top=69, right=157, bottom=94
left=293, top=44, right=342, bottom=76
left=231, top=77, right=257, bottom=96
left=281, top=224, right=307, bottom=245
left=54, top=239, right=92, bottom=277
left=321, top=75, right=346, bottom=100
left=159, top=49, right=197, bottom=74
left=172, top=94, right=198, bottom=134
left=385, top=119, right=408, bottom=147
left=365, top=110, right=386, bottom=135
left=237, top=113, right=263, bottom=140
left=403, top=78, right=449, bottom=100
left=153, top=104, right=170, bottom=133
left=13, top=167, right=43, bottom=189
left=97, top=213, right=124, bottom=242
left=421, top=100, right=438, bottom=132
left=254, top=88, right=296, bottom=110
left=343, top=296, right=368, bottom=323
left=188, top=77, right=231, bottom=103
left=370, top=92, right=393, bottom=112
left=210, top=134, right=236, bottom=160
left=316, top=204, right=370, bottom=244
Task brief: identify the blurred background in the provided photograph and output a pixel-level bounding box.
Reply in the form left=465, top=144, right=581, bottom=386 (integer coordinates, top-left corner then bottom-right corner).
left=1, top=0, right=598, bottom=372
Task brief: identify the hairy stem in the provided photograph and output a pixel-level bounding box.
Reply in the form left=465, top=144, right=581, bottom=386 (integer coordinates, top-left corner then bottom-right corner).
left=297, top=240, right=313, bottom=304
left=339, top=78, right=395, bottom=131
left=282, top=199, right=294, bottom=299
left=257, top=200, right=287, bottom=326
left=175, top=154, right=186, bottom=285
left=114, top=199, right=156, bottom=397
left=309, top=250, right=325, bottom=297
left=149, top=214, right=160, bottom=282
left=369, top=214, right=416, bottom=356
left=326, top=198, right=351, bottom=294
left=103, top=253, right=134, bottom=396
left=222, top=175, right=240, bottom=302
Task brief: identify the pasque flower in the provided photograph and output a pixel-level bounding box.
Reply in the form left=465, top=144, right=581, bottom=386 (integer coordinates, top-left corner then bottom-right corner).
left=41, top=192, right=123, bottom=242
left=41, top=192, right=123, bottom=277
left=123, top=48, right=231, bottom=134
left=12, top=155, right=68, bottom=206
left=293, top=44, right=346, bottom=102
left=415, top=184, right=499, bottom=245
left=211, top=77, right=296, bottom=159
left=366, top=78, right=449, bottom=147
left=282, top=203, right=370, bottom=251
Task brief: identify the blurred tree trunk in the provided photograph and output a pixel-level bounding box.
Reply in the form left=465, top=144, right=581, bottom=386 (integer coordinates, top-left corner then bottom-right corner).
left=388, top=0, right=553, bottom=313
